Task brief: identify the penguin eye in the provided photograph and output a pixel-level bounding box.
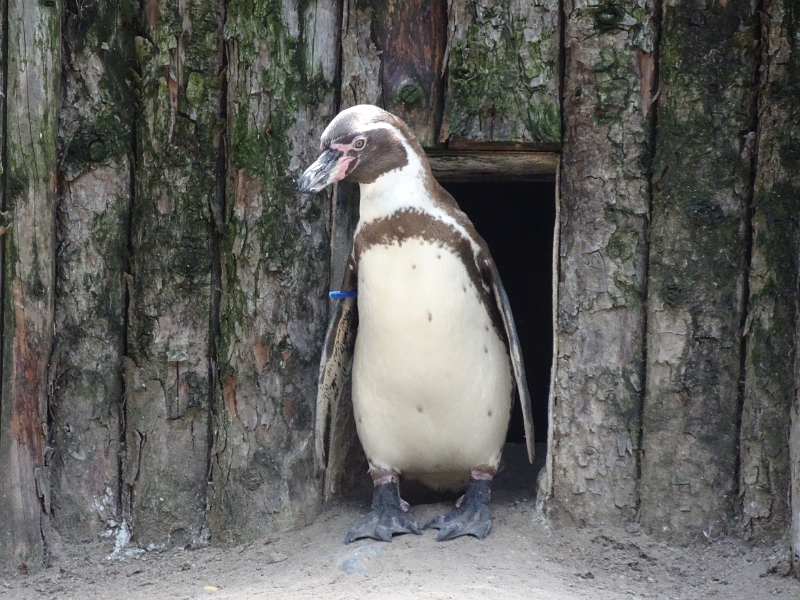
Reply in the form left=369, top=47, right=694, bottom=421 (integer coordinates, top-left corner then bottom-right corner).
left=353, top=137, right=366, bottom=150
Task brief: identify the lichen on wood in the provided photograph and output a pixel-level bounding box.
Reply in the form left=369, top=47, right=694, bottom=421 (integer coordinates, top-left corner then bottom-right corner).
left=440, top=0, right=561, bottom=147
left=207, top=0, right=338, bottom=543
left=50, top=0, right=136, bottom=544
left=546, top=0, right=655, bottom=526
left=125, top=0, right=224, bottom=549
left=0, top=0, right=61, bottom=573
left=640, top=0, right=759, bottom=539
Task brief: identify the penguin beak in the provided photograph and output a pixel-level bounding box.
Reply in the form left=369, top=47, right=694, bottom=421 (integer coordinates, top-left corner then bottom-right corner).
left=298, top=148, right=349, bottom=193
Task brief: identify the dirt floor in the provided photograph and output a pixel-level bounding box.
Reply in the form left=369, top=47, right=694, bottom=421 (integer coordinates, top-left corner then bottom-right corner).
left=2, top=446, right=798, bottom=600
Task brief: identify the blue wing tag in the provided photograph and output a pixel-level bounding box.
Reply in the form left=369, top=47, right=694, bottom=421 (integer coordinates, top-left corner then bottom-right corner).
left=329, top=290, right=358, bottom=299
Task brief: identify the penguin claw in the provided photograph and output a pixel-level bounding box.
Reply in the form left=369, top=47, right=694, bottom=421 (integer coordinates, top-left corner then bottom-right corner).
left=423, top=477, right=493, bottom=542
left=345, top=481, right=422, bottom=544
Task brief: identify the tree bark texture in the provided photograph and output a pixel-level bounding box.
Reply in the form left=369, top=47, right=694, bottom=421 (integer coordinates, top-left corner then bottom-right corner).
left=640, top=0, right=758, bottom=539
left=740, top=0, right=800, bottom=544
left=124, top=0, right=224, bottom=548
left=440, top=0, right=561, bottom=148
left=50, top=0, right=136, bottom=544
left=547, top=0, right=655, bottom=526
left=207, top=0, right=338, bottom=543
left=0, top=0, right=60, bottom=573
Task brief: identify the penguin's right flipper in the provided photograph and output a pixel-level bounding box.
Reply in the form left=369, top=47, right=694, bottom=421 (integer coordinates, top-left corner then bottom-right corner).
left=315, top=254, right=359, bottom=471
left=482, top=257, right=535, bottom=465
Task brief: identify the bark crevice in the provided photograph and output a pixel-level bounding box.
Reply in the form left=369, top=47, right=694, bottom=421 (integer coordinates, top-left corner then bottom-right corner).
left=0, top=0, right=8, bottom=458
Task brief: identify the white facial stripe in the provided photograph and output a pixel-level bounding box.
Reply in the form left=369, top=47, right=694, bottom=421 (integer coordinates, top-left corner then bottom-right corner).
left=330, top=140, right=356, bottom=152
left=355, top=123, right=482, bottom=261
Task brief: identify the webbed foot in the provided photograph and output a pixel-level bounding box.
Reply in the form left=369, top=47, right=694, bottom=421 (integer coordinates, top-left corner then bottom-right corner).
left=345, top=480, right=422, bottom=544
left=424, top=476, right=492, bottom=541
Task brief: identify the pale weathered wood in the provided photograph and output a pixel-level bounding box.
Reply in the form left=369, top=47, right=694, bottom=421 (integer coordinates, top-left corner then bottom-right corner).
left=740, top=0, right=800, bottom=544
left=339, top=0, right=381, bottom=109
left=440, top=0, right=560, bottom=147
left=50, top=0, right=135, bottom=544
left=545, top=0, right=655, bottom=526
left=125, top=0, right=223, bottom=548
left=427, top=151, right=558, bottom=181
left=208, top=0, right=339, bottom=542
left=640, top=0, right=758, bottom=539
left=0, top=0, right=60, bottom=573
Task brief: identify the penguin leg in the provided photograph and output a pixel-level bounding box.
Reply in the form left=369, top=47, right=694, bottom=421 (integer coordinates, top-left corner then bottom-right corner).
left=423, top=470, right=493, bottom=542
left=345, top=472, right=422, bottom=544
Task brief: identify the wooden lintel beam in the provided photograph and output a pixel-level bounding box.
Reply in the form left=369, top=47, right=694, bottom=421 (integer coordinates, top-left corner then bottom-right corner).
left=426, top=151, right=559, bottom=182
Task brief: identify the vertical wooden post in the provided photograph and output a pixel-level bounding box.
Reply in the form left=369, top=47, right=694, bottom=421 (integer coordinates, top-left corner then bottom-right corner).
left=50, top=0, right=136, bottom=543
left=641, top=0, right=758, bottom=539
left=0, top=0, right=60, bottom=573
left=208, top=0, right=339, bottom=542
left=547, top=0, right=655, bottom=525
left=125, top=0, right=224, bottom=548
left=740, top=0, right=800, bottom=543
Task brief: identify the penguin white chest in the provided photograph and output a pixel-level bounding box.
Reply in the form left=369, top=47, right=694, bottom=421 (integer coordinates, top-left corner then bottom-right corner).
left=352, top=239, right=512, bottom=482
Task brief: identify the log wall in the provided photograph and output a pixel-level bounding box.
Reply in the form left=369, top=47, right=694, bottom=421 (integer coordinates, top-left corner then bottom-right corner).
left=0, top=0, right=798, bottom=578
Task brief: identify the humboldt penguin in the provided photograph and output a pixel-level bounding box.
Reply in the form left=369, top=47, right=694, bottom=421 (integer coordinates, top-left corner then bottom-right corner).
left=298, top=105, right=534, bottom=543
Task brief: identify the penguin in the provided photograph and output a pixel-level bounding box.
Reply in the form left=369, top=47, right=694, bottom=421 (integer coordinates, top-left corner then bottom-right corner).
left=298, top=105, right=534, bottom=543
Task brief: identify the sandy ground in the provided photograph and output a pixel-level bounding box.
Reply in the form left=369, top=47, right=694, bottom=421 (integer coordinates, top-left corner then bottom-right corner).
left=2, top=447, right=798, bottom=600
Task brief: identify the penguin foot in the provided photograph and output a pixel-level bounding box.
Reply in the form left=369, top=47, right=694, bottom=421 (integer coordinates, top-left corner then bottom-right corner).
left=345, top=480, right=422, bottom=544
left=424, top=477, right=492, bottom=541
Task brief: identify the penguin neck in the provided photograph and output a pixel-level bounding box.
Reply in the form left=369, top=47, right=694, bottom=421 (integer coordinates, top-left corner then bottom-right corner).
left=357, top=147, right=437, bottom=225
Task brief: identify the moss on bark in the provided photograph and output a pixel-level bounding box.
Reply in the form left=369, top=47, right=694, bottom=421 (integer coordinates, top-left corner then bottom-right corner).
left=0, top=0, right=61, bottom=574
left=441, top=0, right=560, bottom=146
left=207, top=0, right=337, bottom=543
left=50, top=0, right=137, bottom=545
left=641, top=0, right=759, bottom=540
left=125, top=0, right=224, bottom=549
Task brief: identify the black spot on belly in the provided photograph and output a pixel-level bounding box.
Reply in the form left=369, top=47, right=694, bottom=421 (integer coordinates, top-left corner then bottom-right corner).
left=412, top=264, right=416, bottom=269
left=487, top=410, right=492, bottom=417
left=436, top=253, right=441, bottom=259
left=358, top=417, right=362, bottom=423
left=484, top=325, right=489, bottom=332
left=463, top=285, right=467, bottom=293
left=484, top=346, right=488, bottom=353
left=417, top=406, right=423, bottom=413
left=427, top=311, right=432, bottom=322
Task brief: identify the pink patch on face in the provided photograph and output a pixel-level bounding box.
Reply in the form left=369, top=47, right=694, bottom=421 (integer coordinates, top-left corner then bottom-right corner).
left=328, top=140, right=359, bottom=183
left=333, top=155, right=355, bottom=181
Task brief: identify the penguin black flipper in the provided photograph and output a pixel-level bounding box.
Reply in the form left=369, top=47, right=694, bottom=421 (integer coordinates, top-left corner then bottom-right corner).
left=315, top=254, right=358, bottom=470
left=482, top=256, right=535, bottom=464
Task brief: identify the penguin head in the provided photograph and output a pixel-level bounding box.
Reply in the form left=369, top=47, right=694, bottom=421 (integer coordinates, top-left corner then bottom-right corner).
left=298, top=105, right=420, bottom=193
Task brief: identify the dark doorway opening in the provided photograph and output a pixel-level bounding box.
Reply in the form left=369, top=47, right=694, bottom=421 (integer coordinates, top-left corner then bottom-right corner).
left=441, top=181, right=555, bottom=447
